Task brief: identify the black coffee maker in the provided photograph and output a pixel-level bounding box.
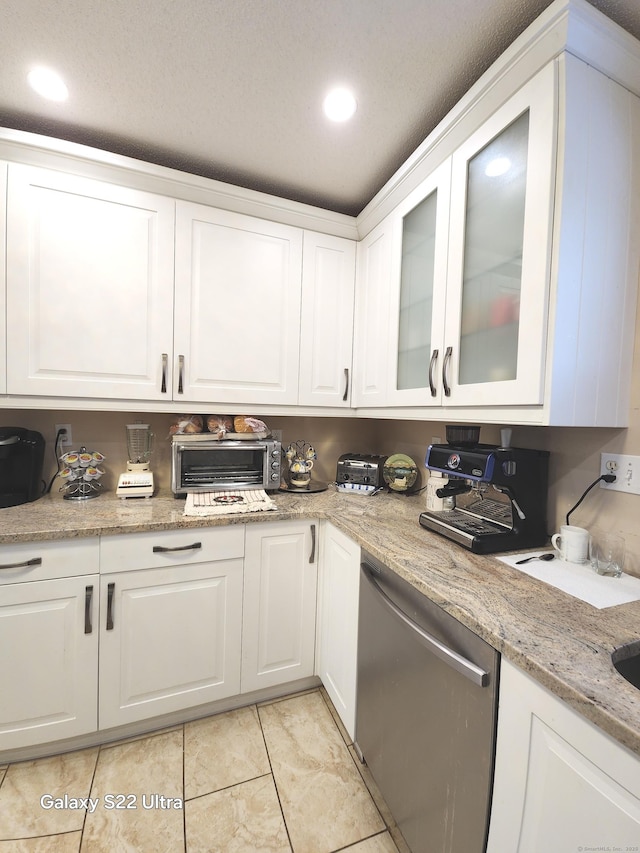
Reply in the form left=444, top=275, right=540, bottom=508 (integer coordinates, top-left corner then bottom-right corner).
left=0, top=428, right=46, bottom=508
left=419, top=426, right=549, bottom=554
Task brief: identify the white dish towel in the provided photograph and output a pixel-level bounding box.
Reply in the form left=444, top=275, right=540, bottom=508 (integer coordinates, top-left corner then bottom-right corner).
left=183, top=490, right=277, bottom=517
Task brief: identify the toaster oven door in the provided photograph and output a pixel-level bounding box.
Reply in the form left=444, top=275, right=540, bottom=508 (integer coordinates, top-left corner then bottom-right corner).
left=174, top=442, right=267, bottom=492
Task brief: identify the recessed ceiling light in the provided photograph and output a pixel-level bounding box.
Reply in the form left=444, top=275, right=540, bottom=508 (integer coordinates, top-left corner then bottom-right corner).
left=27, top=66, right=69, bottom=102
left=323, top=87, right=357, bottom=123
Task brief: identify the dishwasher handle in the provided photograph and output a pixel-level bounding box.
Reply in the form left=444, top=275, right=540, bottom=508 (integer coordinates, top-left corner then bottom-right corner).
left=361, top=563, right=490, bottom=688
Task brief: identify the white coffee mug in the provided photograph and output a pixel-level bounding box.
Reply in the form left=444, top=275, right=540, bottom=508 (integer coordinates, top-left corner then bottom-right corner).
left=551, top=525, right=590, bottom=564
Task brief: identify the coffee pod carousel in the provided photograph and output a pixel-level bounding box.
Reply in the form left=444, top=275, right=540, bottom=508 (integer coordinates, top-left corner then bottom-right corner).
left=58, top=447, right=106, bottom=500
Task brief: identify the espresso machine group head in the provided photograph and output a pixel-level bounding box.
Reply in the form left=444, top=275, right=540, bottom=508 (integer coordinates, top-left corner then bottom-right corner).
left=419, top=441, right=550, bottom=554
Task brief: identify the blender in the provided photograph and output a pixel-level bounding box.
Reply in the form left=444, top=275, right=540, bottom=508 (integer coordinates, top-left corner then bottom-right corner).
left=116, top=424, right=155, bottom=498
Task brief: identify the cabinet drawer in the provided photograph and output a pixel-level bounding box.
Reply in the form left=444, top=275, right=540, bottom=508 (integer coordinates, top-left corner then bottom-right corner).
left=0, top=537, right=99, bottom=585
left=100, top=526, right=245, bottom=573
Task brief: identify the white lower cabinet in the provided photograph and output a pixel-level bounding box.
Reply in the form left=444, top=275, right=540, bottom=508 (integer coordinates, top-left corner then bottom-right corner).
left=99, top=527, right=244, bottom=729
left=316, top=522, right=360, bottom=740
left=242, top=520, right=318, bottom=693
left=487, top=659, right=640, bottom=852
left=0, top=539, right=100, bottom=751
left=98, top=560, right=243, bottom=729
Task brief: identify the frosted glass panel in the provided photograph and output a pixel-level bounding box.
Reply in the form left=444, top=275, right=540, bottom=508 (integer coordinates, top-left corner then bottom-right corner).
left=397, top=189, right=437, bottom=390
left=459, top=111, right=529, bottom=385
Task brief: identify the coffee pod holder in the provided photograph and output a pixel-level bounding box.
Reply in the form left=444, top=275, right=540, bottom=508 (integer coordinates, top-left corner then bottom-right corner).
left=58, top=446, right=106, bottom=500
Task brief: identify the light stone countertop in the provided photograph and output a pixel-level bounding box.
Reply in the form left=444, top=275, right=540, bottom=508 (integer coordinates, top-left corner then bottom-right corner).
left=2, top=486, right=639, bottom=758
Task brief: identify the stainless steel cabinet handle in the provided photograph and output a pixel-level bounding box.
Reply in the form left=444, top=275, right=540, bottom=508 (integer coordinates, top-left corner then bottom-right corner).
left=0, top=557, right=42, bottom=571
left=309, top=524, right=316, bottom=564
left=152, top=541, right=202, bottom=553
left=428, top=348, right=439, bottom=397
left=84, top=585, right=93, bottom=634
left=177, top=354, right=185, bottom=394
left=442, top=346, right=453, bottom=397
left=161, top=353, right=168, bottom=393
left=361, top=564, right=489, bottom=687
left=106, top=582, right=115, bottom=631
left=342, top=368, right=350, bottom=402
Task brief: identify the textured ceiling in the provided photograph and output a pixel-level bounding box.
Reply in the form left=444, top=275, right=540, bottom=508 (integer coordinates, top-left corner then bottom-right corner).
left=1, top=0, right=639, bottom=216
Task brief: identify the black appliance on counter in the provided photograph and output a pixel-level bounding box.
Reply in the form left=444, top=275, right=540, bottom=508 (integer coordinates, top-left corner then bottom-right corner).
left=419, top=440, right=549, bottom=554
left=0, top=428, right=46, bottom=508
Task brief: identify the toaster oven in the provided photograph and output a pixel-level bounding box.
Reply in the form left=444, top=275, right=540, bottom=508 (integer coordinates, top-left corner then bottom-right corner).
left=171, top=435, right=282, bottom=494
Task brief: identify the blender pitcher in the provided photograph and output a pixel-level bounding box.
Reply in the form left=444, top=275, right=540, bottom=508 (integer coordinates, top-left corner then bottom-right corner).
left=117, top=424, right=155, bottom=498
left=126, top=424, right=154, bottom=468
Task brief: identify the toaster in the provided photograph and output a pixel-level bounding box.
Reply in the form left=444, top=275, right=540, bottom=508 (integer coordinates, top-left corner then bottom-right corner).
left=336, top=453, right=387, bottom=493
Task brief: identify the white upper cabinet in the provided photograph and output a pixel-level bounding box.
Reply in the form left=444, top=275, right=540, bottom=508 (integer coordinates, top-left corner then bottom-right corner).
left=6, top=164, right=175, bottom=399
left=360, top=66, right=557, bottom=414
left=385, top=160, right=451, bottom=407
left=352, top=215, right=394, bottom=407
left=358, top=52, right=640, bottom=425
left=441, top=63, right=556, bottom=408
left=0, top=162, right=6, bottom=395
left=174, top=201, right=303, bottom=405
left=298, top=231, right=356, bottom=407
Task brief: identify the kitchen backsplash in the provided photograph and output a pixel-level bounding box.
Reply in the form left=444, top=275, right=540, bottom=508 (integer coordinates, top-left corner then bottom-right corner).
left=1, top=408, right=638, bottom=577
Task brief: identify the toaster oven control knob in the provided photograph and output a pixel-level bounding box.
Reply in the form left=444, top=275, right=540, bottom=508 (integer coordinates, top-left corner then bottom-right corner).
left=271, top=461, right=279, bottom=469
left=271, top=472, right=279, bottom=481
left=271, top=449, right=279, bottom=457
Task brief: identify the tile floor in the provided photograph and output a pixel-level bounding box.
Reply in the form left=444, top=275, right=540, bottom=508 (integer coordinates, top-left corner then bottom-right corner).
left=0, top=688, right=406, bottom=853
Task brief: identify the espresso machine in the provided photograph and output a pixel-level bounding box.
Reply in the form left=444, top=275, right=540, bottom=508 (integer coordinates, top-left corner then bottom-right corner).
left=419, top=428, right=549, bottom=554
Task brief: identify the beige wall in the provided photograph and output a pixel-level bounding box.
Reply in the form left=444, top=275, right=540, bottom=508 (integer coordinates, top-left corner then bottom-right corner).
left=2, top=367, right=639, bottom=575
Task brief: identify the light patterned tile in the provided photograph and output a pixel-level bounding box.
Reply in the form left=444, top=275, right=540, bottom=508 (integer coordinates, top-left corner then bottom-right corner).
left=259, top=691, right=384, bottom=853
left=0, top=748, right=98, bottom=839
left=184, top=705, right=270, bottom=799
left=319, top=686, right=352, bottom=746
left=80, top=730, right=184, bottom=853
left=185, top=775, right=290, bottom=853
left=0, top=831, right=82, bottom=852
left=347, top=832, right=401, bottom=853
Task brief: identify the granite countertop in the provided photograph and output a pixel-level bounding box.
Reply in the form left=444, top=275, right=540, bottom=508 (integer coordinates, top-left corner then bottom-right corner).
left=2, top=486, right=639, bottom=758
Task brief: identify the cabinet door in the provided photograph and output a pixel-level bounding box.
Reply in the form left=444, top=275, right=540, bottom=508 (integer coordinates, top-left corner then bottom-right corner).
left=0, top=575, right=98, bottom=750
left=174, top=201, right=303, bottom=404
left=0, top=162, right=6, bottom=395
left=99, top=560, right=243, bottom=729
left=298, top=232, right=356, bottom=406
left=242, top=520, right=318, bottom=693
left=487, top=660, right=640, bottom=852
left=316, top=522, right=359, bottom=739
left=352, top=216, right=393, bottom=407
left=6, top=164, right=175, bottom=399
left=386, top=160, right=451, bottom=406
left=443, top=63, right=556, bottom=407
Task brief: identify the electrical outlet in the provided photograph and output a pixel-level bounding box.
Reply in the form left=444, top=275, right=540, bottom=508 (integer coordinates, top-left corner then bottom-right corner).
left=55, top=424, right=73, bottom=447
left=600, top=453, right=640, bottom=495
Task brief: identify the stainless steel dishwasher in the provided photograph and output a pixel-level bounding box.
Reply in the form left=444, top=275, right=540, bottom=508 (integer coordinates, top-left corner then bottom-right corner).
left=355, top=551, right=499, bottom=853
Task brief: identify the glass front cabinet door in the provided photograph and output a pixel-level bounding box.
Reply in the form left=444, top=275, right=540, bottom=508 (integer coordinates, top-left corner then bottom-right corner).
left=387, top=160, right=451, bottom=407
left=442, top=62, right=556, bottom=407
